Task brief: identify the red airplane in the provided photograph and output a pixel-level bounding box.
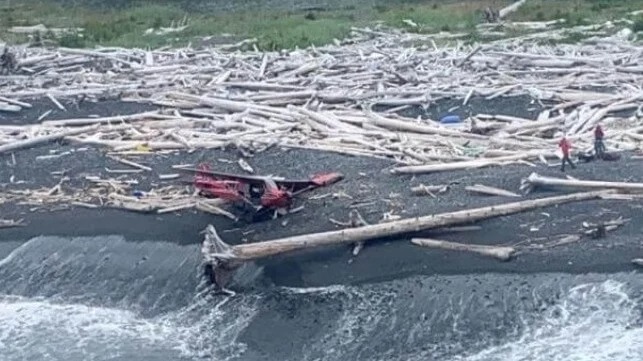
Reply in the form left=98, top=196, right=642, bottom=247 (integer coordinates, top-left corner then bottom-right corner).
left=179, top=163, right=344, bottom=215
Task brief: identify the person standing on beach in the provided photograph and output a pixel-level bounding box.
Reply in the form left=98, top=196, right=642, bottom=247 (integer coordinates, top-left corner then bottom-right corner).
left=559, top=135, right=576, bottom=171
left=594, top=124, right=606, bottom=159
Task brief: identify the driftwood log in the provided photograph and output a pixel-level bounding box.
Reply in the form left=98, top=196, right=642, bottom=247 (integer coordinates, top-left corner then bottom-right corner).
left=202, top=190, right=613, bottom=288
left=411, top=184, right=451, bottom=197
left=201, top=225, right=242, bottom=291
left=330, top=209, right=370, bottom=256
left=0, top=125, right=98, bottom=155
left=521, top=172, right=643, bottom=194
left=391, top=151, right=549, bottom=175
left=0, top=218, right=25, bottom=228
left=411, top=238, right=516, bottom=261
left=0, top=102, right=21, bottom=112
left=499, top=0, right=528, bottom=19
left=466, top=184, right=521, bottom=197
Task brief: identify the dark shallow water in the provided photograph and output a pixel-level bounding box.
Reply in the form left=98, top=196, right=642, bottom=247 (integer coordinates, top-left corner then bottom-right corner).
left=0, top=235, right=641, bottom=361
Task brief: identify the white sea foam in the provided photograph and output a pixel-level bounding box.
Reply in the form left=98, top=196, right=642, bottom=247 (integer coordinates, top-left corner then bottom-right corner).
left=1, top=237, right=641, bottom=361
left=0, top=295, right=175, bottom=361
left=281, top=285, right=348, bottom=294
left=456, top=280, right=643, bottom=361
left=296, top=276, right=642, bottom=361
left=0, top=293, right=259, bottom=361
left=0, top=236, right=261, bottom=361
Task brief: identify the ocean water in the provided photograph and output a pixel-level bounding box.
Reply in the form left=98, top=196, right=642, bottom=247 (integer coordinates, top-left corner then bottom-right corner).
left=0, top=235, right=641, bottom=361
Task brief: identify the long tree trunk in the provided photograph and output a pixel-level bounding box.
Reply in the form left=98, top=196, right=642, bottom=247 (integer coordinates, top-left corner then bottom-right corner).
left=391, top=151, right=547, bottom=175
left=521, top=172, right=643, bottom=193
left=204, top=190, right=612, bottom=264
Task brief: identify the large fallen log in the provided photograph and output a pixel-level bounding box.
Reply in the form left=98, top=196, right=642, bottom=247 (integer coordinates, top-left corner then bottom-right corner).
left=521, top=172, right=643, bottom=194
left=411, top=238, right=516, bottom=261
left=393, top=158, right=503, bottom=174
left=202, top=190, right=612, bottom=287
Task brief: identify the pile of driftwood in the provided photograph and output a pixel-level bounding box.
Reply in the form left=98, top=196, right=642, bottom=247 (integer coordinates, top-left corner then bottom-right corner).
left=0, top=172, right=236, bottom=217
left=0, top=22, right=641, bottom=174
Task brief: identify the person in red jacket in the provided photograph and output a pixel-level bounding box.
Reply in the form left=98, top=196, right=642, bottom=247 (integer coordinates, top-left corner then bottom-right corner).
left=594, top=124, right=606, bottom=159
left=559, top=136, right=576, bottom=171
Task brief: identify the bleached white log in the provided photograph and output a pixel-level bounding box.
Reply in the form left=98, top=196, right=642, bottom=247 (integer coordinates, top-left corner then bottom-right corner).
left=0, top=125, right=99, bottom=154
left=411, top=238, right=516, bottom=261
left=202, top=190, right=612, bottom=267
left=521, top=172, right=643, bottom=193
left=499, top=0, right=528, bottom=19
left=465, top=184, right=521, bottom=198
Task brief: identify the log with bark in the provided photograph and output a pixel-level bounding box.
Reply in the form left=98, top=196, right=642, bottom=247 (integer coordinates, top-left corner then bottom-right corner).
left=201, top=190, right=613, bottom=288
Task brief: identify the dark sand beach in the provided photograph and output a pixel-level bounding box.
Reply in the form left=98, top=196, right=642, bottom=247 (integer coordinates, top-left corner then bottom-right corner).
left=2, top=97, right=641, bottom=286
left=1, top=97, right=641, bottom=361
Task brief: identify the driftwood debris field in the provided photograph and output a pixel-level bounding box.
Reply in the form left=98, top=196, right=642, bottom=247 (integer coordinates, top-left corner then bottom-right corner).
left=1, top=23, right=642, bottom=166
left=1, top=14, right=643, bottom=282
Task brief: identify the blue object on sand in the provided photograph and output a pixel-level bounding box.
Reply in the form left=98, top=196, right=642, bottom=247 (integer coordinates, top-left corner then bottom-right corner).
left=440, top=114, right=462, bottom=124
left=133, top=190, right=145, bottom=198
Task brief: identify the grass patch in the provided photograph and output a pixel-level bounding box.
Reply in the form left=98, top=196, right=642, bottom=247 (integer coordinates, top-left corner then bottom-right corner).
left=512, top=0, right=643, bottom=24
left=1, top=0, right=639, bottom=50
left=0, top=0, right=510, bottom=50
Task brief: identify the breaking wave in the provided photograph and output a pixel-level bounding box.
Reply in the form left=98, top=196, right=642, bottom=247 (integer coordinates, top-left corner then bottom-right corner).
left=0, top=236, right=641, bottom=361
left=289, top=274, right=642, bottom=361
left=455, top=280, right=643, bottom=361
left=0, top=236, right=258, bottom=361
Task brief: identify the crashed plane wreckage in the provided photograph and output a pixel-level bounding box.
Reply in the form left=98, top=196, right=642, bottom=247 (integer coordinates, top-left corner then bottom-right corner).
left=178, top=163, right=343, bottom=219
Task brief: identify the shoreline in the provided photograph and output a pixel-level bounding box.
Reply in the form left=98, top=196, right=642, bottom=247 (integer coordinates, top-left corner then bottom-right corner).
left=1, top=10, right=642, bottom=361
left=1, top=200, right=641, bottom=288
left=2, top=139, right=642, bottom=288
